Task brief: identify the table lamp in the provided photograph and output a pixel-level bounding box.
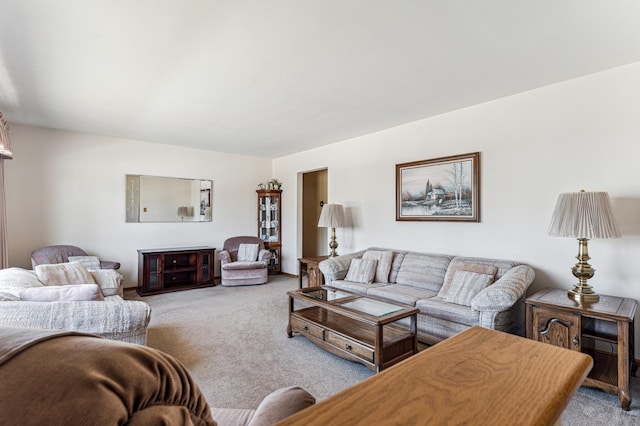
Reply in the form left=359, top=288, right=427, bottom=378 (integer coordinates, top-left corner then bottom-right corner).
left=318, top=203, right=347, bottom=258
left=548, top=190, right=621, bottom=303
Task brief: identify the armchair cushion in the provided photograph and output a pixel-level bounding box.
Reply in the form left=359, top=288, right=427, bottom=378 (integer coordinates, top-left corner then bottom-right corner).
left=35, top=262, right=96, bottom=286
left=222, top=261, right=268, bottom=271
left=238, top=244, right=259, bottom=262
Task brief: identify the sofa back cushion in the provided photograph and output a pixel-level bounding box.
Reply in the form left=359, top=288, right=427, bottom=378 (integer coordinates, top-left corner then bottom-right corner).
left=443, top=257, right=519, bottom=285
left=395, top=252, right=452, bottom=291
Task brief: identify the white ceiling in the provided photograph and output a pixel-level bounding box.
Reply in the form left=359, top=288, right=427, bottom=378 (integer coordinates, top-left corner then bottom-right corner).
left=1, top=1, right=640, bottom=158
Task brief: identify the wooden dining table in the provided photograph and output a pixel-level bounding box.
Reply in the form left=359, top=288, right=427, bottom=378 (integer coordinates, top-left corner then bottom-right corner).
left=277, top=326, right=593, bottom=426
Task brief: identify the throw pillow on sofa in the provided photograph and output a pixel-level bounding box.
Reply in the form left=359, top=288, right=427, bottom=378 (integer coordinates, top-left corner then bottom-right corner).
left=35, top=262, right=97, bottom=286
left=362, top=250, right=393, bottom=283
left=439, top=262, right=498, bottom=299
left=443, top=270, right=494, bottom=306
left=15, top=284, right=104, bottom=302
left=344, top=258, right=378, bottom=284
left=0, top=267, right=44, bottom=289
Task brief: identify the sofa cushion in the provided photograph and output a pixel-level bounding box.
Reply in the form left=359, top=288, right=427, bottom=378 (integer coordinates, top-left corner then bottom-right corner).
left=15, top=284, right=104, bottom=302
left=35, top=262, right=96, bottom=286
left=416, top=296, right=480, bottom=327
left=395, top=252, right=452, bottom=291
left=0, top=267, right=44, bottom=290
left=389, top=251, right=407, bottom=283
left=237, top=243, right=259, bottom=262
left=330, top=280, right=387, bottom=295
left=443, top=271, right=494, bottom=306
left=362, top=250, right=393, bottom=283
left=440, top=260, right=498, bottom=299
left=68, top=255, right=102, bottom=271
left=366, top=284, right=437, bottom=306
left=0, top=292, right=20, bottom=301
left=89, top=270, right=124, bottom=297
left=446, top=257, right=519, bottom=281
left=345, top=258, right=377, bottom=284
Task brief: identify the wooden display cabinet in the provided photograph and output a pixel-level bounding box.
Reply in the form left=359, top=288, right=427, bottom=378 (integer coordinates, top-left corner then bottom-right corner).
left=257, top=189, right=281, bottom=274
left=525, top=288, right=637, bottom=410
left=137, top=246, right=215, bottom=296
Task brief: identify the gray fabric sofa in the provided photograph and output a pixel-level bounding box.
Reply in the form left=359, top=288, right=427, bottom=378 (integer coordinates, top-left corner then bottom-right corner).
left=0, top=267, right=151, bottom=344
left=318, top=248, right=535, bottom=345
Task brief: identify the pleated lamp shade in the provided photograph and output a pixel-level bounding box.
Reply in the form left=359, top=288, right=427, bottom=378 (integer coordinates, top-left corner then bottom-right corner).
left=318, top=204, right=347, bottom=228
left=548, top=191, right=620, bottom=240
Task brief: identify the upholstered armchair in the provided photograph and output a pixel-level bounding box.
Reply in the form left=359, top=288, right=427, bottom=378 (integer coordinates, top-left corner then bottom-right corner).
left=30, top=245, right=120, bottom=270
left=0, top=328, right=315, bottom=425
left=219, top=236, right=272, bottom=286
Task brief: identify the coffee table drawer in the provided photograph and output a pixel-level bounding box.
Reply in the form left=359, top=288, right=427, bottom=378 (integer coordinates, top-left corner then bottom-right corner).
left=290, top=315, right=324, bottom=340
left=326, top=331, right=374, bottom=362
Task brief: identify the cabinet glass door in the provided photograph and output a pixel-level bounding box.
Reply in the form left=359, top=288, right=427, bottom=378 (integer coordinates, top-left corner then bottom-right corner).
left=259, top=194, right=280, bottom=243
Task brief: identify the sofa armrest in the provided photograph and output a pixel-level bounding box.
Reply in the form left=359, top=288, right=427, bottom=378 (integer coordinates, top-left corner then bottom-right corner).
left=471, top=265, right=535, bottom=312
left=219, top=250, right=231, bottom=265
left=248, top=386, right=315, bottom=426
left=0, top=299, right=151, bottom=342
left=318, top=250, right=366, bottom=283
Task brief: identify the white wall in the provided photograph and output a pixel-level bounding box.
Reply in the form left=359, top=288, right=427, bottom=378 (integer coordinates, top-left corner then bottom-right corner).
left=5, top=126, right=272, bottom=285
left=275, top=62, right=640, bottom=351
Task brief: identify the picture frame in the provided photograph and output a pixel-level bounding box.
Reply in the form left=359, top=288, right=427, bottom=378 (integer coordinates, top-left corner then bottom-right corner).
left=396, top=152, right=480, bottom=222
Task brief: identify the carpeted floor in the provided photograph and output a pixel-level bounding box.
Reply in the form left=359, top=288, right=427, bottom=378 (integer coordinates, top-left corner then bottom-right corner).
left=128, top=275, right=640, bottom=424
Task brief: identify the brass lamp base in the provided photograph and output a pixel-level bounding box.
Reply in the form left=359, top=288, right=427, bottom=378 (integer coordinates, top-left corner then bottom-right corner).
left=567, top=238, right=599, bottom=303
left=328, top=227, right=339, bottom=258
left=568, top=287, right=599, bottom=303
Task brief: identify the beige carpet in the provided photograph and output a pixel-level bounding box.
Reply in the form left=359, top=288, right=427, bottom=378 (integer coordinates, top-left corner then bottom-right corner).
left=128, top=275, right=640, bottom=424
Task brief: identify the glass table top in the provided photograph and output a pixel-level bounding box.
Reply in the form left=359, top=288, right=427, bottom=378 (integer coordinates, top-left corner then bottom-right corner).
left=337, top=298, right=404, bottom=317
left=303, top=288, right=353, bottom=302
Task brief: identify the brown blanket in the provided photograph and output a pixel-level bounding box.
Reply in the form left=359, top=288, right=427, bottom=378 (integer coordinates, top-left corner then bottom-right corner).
left=0, top=327, right=215, bottom=425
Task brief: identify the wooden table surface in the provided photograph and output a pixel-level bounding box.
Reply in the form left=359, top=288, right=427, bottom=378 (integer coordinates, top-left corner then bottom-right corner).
left=277, top=326, right=593, bottom=426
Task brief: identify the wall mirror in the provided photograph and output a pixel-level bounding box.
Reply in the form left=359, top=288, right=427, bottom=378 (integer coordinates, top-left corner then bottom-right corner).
left=126, top=175, right=213, bottom=223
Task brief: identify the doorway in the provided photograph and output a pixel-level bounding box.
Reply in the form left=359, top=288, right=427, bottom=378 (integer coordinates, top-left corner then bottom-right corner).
left=302, top=169, right=328, bottom=257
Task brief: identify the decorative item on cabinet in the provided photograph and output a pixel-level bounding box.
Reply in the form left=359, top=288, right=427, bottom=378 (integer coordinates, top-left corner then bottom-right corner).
left=257, top=189, right=282, bottom=274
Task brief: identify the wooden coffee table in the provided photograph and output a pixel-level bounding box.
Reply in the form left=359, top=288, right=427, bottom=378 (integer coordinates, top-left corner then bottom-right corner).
left=287, top=286, right=419, bottom=372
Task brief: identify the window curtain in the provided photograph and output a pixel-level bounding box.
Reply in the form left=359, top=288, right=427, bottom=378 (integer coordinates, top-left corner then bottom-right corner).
left=0, top=112, right=13, bottom=269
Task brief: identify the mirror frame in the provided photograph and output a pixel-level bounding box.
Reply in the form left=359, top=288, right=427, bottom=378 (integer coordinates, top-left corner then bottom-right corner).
left=126, top=174, right=213, bottom=223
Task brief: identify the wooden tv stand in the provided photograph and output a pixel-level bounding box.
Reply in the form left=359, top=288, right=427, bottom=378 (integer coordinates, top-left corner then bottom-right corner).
left=137, top=246, right=215, bottom=296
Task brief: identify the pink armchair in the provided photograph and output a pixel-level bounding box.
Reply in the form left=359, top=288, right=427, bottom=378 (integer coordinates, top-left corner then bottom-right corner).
left=218, top=236, right=271, bottom=286
left=30, top=245, right=120, bottom=270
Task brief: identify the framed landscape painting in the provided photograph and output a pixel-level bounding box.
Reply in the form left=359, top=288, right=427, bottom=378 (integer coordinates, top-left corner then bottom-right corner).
left=396, top=152, right=480, bottom=222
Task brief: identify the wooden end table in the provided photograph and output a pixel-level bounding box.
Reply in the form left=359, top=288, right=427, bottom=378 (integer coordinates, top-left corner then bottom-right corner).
left=526, top=288, right=637, bottom=410
left=297, top=256, right=329, bottom=288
